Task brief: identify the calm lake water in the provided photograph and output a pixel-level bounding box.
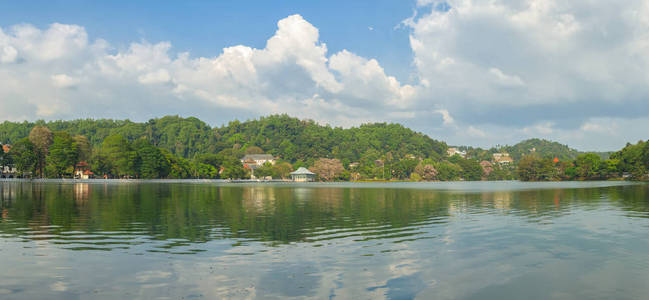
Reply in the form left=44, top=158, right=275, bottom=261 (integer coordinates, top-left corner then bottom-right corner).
left=1, top=180, right=648, bottom=299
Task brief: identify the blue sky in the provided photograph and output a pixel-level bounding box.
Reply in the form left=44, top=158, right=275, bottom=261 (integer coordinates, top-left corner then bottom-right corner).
left=1, top=0, right=649, bottom=151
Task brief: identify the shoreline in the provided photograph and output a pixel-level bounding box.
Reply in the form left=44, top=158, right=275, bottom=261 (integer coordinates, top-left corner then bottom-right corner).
left=0, top=178, right=642, bottom=185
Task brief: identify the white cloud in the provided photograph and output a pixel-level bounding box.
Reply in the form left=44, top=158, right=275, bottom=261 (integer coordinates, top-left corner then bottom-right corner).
left=521, top=122, right=555, bottom=136
left=402, top=0, right=649, bottom=149
left=0, top=45, right=17, bottom=63
left=138, top=69, right=171, bottom=85
left=467, top=126, right=487, bottom=138
left=488, top=68, right=525, bottom=87
left=434, top=109, right=455, bottom=126
left=51, top=74, right=80, bottom=88
left=0, top=15, right=414, bottom=126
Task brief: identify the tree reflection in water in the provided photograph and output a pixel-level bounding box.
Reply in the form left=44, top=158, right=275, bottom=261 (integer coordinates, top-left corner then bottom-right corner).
left=0, top=181, right=647, bottom=252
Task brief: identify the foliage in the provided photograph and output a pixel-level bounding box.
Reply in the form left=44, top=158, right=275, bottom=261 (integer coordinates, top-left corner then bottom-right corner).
left=1, top=115, right=647, bottom=182
left=74, top=135, right=92, bottom=162
left=517, top=155, right=559, bottom=181
left=133, top=139, right=170, bottom=179
left=610, top=141, right=649, bottom=179
left=311, top=158, right=344, bottom=181
left=46, top=131, right=78, bottom=178
left=497, top=138, right=580, bottom=161
left=486, top=164, right=515, bottom=180
left=252, top=161, right=292, bottom=179
left=414, top=162, right=438, bottom=181
left=574, top=153, right=601, bottom=179
left=102, top=134, right=138, bottom=178
left=9, top=138, right=37, bottom=175
left=391, top=159, right=419, bottom=180
left=244, top=146, right=264, bottom=155
left=28, top=126, right=53, bottom=177
left=218, top=154, right=246, bottom=179
left=0, top=115, right=448, bottom=167
left=433, top=161, right=462, bottom=181
left=448, top=155, right=484, bottom=181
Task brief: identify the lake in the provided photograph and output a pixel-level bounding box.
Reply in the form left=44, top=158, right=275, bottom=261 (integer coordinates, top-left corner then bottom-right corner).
left=1, top=180, right=648, bottom=299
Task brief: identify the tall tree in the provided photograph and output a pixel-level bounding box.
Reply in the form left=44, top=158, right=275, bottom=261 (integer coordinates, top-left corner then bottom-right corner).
left=47, top=131, right=78, bottom=177
left=102, top=134, right=137, bottom=178
left=133, top=139, right=170, bottom=179
left=28, top=126, right=53, bottom=177
left=0, top=143, right=9, bottom=168
left=415, top=162, right=438, bottom=181
left=392, top=159, right=419, bottom=179
left=244, top=146, right=264, bottom=155
left=73, top=135, right=92, bottom=162
left=9, top=138, right=37, bottom=175
left=272, top=162, right=293, bottom=179
left=311, top=158, right=344, bottom=181
left=574, top=153, right=601, bottom=179
left=219, top=155, right=245, bottom=179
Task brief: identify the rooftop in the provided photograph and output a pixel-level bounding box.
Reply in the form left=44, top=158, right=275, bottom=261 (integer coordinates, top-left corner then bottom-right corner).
left=290, top=167, right=315, bottom=175
left=241, top=154, right=275, bottom=160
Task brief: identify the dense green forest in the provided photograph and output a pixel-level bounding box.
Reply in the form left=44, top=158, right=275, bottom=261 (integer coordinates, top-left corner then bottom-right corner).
left=516, top=141, right=649, bottom=181
left=457, top=138, right=594, bottom=162
left=0, top=115, right=447, bottom=163
left=0, top=115, right=464, bottom=180
left=0, top=115, right=646, bottom=181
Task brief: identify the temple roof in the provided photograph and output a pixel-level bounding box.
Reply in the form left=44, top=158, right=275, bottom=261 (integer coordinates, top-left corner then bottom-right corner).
left=290, top=167, right=315, bottom=175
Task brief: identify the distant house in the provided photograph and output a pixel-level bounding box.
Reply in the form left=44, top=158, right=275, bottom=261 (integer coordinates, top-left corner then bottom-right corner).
left=447, top=147, right=466, bottom=158
left=241, top=154, right=276, bottom=179
left=1, top=165, right=17, bottom=178
left=493, top=153, right=514, bottom=165
left=241, top=154, right=276, bottom=166
left=1, top=144, right=17, bottom=178
left=74, top=161, right=94, bottom=179
left=290, top=167, right=316, bottom=182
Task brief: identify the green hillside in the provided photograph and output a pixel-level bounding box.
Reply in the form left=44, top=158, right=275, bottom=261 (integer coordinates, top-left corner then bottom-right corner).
left=0, top=114, right=448, bottom=163
left=497, top=138, right=580, bottom=161
left=1, top=115, right=643, bottom=181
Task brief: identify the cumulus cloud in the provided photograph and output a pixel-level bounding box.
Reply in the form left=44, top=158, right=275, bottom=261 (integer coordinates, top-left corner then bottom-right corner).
left=405, top=0, right=649, bottom=149
left=0, top=14, right=414, bottom=127
left=51, top=74, right=80, bottom=88
left=433, top=109, right=454, bottom=126
left=2, top=5, right=649, bottom=150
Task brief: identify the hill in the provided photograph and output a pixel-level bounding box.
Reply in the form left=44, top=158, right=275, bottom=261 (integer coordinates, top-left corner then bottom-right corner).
left=498, top=138, right=580, bottom=161
left=0, top=115, right=448, bottom=164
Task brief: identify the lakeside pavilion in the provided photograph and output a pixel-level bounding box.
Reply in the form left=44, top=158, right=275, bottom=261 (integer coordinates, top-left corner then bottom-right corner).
left=290, top=167, right=316, bottom=182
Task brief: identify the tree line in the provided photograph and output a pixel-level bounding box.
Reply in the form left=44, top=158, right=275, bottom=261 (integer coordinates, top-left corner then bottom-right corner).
left=517, top=141, right=649, bottom=181
left=0, top=115, right=510, bottom=181
left=0, top=115, right=646, bottom=181
left=0, top=125, right=247, bottom=179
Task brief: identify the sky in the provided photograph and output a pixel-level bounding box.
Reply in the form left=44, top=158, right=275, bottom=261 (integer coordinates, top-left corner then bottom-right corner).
left=1, top=0, right=648, bottom=151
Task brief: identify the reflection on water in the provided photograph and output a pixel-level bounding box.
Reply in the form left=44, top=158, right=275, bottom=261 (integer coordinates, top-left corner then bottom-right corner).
left=0, top=181, right=649, bottom=299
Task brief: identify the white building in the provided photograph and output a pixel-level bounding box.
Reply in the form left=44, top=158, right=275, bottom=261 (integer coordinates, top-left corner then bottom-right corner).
left=493, top=153, right=514, bottom=165
left=447, top=147, right=467, bottom=158
left=290, top=167, right=316, bottom=182
left=1, top=165, right=18, bottom=178
left=241, top=154, right=276, bottom=179
left=241, top=154, right=276, bottom=166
